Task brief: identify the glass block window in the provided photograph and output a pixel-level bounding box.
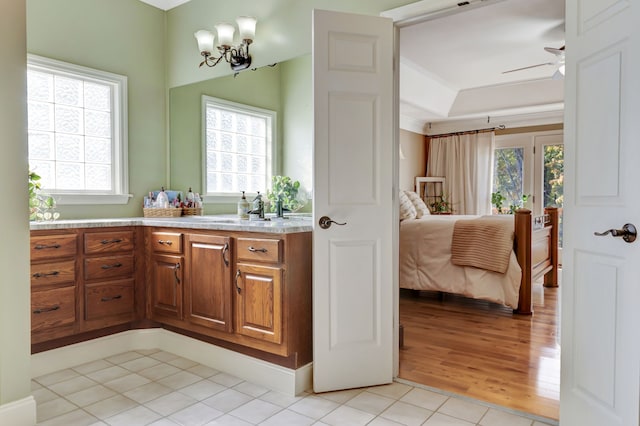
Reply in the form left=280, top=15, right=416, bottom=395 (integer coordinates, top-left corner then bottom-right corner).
left=27, top=55, right=128, bottom=200
left=202, top=95, right=275, bottom=196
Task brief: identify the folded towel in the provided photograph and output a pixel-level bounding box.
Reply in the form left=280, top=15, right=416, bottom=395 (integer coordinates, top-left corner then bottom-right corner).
left=451, top=217, right=514, bottom=273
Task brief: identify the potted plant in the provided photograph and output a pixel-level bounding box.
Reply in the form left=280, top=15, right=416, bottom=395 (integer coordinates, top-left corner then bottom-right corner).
left=29, top=170, right=58, bottom=221
left=429, top=195, right=453, bottom=214
left=266, top=175, right=307, bottom=214
left=491, top=191, right=530, bottom=214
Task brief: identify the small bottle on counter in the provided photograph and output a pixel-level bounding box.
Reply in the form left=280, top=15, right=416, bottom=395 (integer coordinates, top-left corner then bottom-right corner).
left=237, top=191, right=250, bottom=219
left=156, top=187, right=169, bottom=208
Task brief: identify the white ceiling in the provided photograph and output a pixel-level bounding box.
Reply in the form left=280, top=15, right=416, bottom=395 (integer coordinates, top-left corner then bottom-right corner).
left=138, top=0, right=190, bottom=11
left=395, top=0, right=565, bottom=133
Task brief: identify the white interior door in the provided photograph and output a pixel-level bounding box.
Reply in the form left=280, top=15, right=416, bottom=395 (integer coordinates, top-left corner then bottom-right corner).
left=312, top=9, right=394, bottom=393
left=561, top=1, right=640, bottom=424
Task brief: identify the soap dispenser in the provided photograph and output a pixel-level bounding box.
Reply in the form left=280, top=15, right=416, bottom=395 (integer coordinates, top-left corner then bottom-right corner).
left=237, top=191, right=250, bottom=219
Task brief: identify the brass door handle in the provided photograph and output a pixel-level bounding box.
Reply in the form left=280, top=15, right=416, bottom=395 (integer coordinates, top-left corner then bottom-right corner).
left=594, top=223, right=637, bottom=243
left=319, top=216, right=347, bottom=230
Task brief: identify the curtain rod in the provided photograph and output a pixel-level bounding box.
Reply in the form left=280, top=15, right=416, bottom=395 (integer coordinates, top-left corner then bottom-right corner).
left=427, top=124, right=505, bottom=138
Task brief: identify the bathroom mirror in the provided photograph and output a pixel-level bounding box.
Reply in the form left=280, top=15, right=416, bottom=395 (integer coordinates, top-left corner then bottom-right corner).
left=168, top=55, right=312, bottom=213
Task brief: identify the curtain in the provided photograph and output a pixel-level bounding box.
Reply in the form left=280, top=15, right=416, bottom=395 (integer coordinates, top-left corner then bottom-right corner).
left=427, top=131, right=495, bottom=215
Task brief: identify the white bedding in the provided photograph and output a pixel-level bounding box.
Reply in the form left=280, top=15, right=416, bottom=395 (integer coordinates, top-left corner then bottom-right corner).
left=399, top=215, right=522, bottom=309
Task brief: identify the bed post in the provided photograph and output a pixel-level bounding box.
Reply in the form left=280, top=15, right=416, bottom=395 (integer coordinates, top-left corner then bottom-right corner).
left=514, top=209, right=533, bottom=315
left=543, top=207, right=559, bottom=288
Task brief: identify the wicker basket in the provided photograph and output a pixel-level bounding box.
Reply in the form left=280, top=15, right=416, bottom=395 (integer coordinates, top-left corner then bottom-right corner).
left=143, top=208, right=182, bottom=218
left=182, top=207, right=202, bottom=216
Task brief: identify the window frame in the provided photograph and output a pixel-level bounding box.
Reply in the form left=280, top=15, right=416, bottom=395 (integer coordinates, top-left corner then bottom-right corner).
left=27, top=54, right=131, bottom=205
left=201, top=95, right=277, bottom=203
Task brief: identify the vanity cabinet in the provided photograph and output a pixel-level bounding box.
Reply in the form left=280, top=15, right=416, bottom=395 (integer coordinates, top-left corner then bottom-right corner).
left=30, top=227, right=142, bottom=349
left=82, top=229, right=136, bottom=330
left=145, top=227, right=312, bottom=368
left=148, top=231, right=183, bottom=321
left=184, top=234, right=233, bottom=332
left=31, top=222, right=311, bottom=368
left=30, top=232, right=79, bottom=344
left=235, top=237, right=284, bottom=344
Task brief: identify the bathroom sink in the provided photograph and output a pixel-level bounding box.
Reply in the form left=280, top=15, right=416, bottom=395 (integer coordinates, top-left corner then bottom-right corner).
left=182, top=216, right=238, bottom=223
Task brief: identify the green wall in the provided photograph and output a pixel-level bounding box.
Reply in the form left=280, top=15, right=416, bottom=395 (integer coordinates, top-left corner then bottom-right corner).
left=0, top=0, right=32, bottom=416
left=281, top=55, right=313, bottom=205
left=27, top=0, right=167, bottom=219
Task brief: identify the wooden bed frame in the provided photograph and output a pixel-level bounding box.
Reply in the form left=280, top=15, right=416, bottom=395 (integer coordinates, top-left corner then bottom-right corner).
left=513, top=207, right=559, bottom=315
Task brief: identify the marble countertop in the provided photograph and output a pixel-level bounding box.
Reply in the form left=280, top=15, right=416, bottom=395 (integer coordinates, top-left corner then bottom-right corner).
left=29, top=214, right=313, bottom=234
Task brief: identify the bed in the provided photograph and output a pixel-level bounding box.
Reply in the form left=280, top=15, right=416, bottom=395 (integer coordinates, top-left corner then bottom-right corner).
left=399, top=201, right=559, bottom=315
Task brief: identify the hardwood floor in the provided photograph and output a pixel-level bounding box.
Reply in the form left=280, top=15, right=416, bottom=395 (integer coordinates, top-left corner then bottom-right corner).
left=399, top=280, right=560, bottom=421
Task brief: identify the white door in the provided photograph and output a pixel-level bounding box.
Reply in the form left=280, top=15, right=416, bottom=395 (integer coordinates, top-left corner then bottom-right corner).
left=561, top=0, right=640, bottom=424
left=312, top=9, right=394, bottom=392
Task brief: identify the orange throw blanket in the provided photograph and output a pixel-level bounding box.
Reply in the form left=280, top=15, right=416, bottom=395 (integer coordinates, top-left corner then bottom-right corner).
left=451, top=217, right=514, bottom=274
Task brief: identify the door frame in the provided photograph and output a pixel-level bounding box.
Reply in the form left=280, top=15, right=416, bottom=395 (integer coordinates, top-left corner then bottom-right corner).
left=385, top=0, right=564, bottom=385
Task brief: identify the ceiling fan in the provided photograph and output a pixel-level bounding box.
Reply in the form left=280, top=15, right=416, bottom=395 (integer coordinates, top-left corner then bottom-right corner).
left=502, top=45, right=565, bottom=79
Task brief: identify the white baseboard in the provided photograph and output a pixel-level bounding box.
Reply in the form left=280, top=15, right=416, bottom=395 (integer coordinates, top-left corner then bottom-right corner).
left=31, top=329, right=312, bottom=395
left=0, top=396, right=36, bottom=426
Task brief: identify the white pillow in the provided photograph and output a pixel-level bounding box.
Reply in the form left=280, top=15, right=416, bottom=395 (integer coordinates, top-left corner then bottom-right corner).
left=399, top=190, right=417, bottom=220
left=404, top=190, right=431, bottom=218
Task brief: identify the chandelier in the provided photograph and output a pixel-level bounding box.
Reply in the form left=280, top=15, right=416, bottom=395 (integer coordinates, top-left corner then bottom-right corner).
left=194, top=16, right=257, bottom=72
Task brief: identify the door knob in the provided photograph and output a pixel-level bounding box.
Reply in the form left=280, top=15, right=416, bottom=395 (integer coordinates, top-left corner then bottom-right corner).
left=594, top=223, right=637, bottom=243
left=318, top=216, right=347, bottom=229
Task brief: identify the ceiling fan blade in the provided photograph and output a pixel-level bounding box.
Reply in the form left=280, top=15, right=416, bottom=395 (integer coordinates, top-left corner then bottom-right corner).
left=502, top=62, right=555, bottom=74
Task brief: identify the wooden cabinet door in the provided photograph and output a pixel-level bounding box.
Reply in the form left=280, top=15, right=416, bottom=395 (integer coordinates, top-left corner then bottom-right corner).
left=185, top=234, right=233, bottom=332
left=235, top=263, right=282, bottom=344
left=150, top=254, right=183, bottom=320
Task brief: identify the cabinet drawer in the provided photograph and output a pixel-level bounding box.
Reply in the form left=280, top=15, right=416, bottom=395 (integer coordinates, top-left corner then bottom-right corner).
left=85, top=280, right=134, bottom=321
left=84, top=254, right=134, bottom=281
left=151, top=232, right=183, bottom=254
left=30, top=234, right=77, bottom=261
left=31, top=260, right=75, bottom=288
left=84, top=230, right=134, bottom=254
left=236, top=238, right=282, bottom=263
left=31, top=286, right=76, bottom=333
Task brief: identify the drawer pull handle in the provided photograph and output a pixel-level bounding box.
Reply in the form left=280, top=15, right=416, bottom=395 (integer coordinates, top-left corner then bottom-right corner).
left=101, top=295, right=122, bottom=302
left=32, top=271, right=60, bottom=278
left=248, top=246, right=267, bottom=253
left=174, top=263, right=181, bottom=284
left=222, top=242, right=230, bottom=267
left=158, top=240, right=173, bottom=246
left=101, top=263, right=123, bottom=270
left=235, top=269, right=242, bottom=294
left=34, top=244, right=61, bottom=250
left=101, top=238, right=123, bottom=245
left=33, top=305, right=60, bottom=314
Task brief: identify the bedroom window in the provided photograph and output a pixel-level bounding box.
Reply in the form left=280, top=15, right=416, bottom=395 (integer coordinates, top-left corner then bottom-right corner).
left=202, top=95, right=275, bottom=200
left=492, top=132, right=564, bottom=248
left=492, top=147, right=525, bottom=212
left=27, top=55, right=129, bottom=205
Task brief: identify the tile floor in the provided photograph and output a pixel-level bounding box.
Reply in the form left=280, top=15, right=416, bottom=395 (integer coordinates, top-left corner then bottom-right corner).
left=32, top=349, right=557, bottom=426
